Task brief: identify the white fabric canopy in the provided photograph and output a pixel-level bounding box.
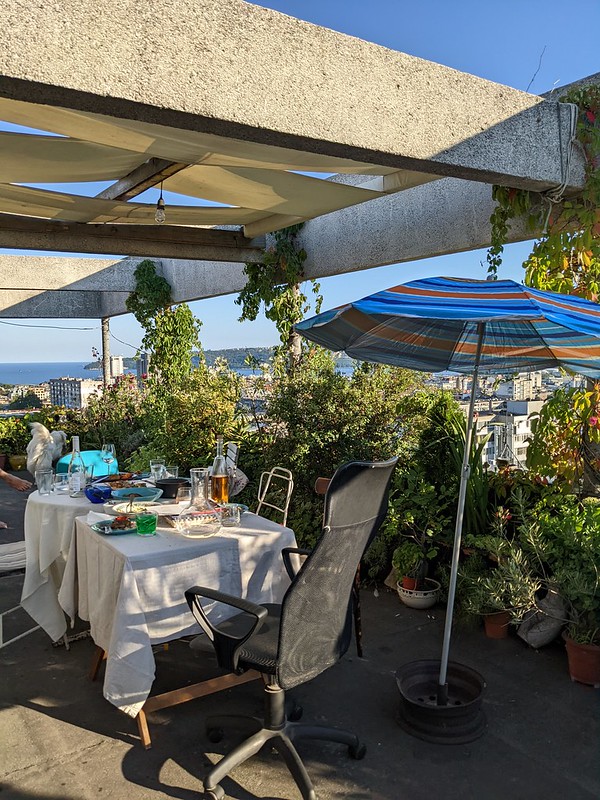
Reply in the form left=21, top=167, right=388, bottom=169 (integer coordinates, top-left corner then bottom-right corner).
left=0, top=183, right=267, bottom=225
left=0, top=96, right=397, bottom=174
left=0, top=96, right=432, bottom=236
left=0, top=132, right=150, bottom=182
left=164, top=165, right=380, bottom=217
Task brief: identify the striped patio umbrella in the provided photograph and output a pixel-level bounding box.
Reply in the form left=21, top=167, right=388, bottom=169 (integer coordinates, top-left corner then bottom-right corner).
left=295, top=276, right=600, bottom=378
left=295, top=276, right=600, bottom=703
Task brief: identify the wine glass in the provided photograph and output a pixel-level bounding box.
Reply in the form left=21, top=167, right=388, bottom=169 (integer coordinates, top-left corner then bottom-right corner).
left=101, top=443, right=116, bottom=471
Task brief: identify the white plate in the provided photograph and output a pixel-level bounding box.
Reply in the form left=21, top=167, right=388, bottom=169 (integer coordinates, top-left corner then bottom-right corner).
left=104, top=501, right=160, bottom=515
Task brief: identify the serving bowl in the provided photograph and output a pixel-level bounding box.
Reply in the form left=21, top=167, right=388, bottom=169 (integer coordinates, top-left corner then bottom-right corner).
left=155, top=477, right=189, bottom=499
left=84, top=485, right=113, bottom=504
left=111, top=486, right=163, bottom=501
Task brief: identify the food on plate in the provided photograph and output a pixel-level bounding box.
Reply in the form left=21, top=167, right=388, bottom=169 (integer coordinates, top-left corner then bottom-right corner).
left=104, top=480, right=146, bottom=489
left=110, top=515, right=135, bottom=530
left=102, top=473, right=137, bottom=484
left=112, top=501, right=155, bottom=514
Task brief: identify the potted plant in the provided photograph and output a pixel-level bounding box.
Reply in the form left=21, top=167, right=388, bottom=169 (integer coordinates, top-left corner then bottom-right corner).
left=392, top=536, right=442, bottom=609
left=462, top=543, right=541, bottom=639
left=528, top=497, right=600, bottom=686
left=0, top=416, right=30, bottom=471
left=392, top=541, right=425, bottom=590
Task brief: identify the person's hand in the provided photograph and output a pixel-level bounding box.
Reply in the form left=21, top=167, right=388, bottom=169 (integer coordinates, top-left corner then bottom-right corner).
left=4, top=473, right=32, bottom=492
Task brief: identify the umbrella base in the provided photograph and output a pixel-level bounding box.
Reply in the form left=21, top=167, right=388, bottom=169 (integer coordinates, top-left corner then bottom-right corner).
left=396, top=659, right=486, bottom=744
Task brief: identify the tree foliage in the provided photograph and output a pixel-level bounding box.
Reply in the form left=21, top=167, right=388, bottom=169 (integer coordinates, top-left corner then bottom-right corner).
left=236, top=225, right=322, bottom=375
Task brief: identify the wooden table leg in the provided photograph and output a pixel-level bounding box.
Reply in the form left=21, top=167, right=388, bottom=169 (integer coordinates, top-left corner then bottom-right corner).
left=136, top=708, right=152, bottom=750
left=89, top=645, right=106, bottom=681
left=135, top=670, right=261, bottom=749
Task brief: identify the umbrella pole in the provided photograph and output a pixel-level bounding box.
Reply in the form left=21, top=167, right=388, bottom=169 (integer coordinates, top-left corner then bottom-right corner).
left=437, top=322, right=486, bottom=705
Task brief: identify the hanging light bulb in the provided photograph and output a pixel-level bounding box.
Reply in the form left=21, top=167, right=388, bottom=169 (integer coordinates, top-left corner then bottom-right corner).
left=154, top=182, right=166, bottom=224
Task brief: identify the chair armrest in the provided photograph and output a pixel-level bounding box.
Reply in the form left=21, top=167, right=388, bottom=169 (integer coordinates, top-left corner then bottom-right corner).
left=185, top=586, right=268, bottom=672
left=282, top=547, right=311, bottom=580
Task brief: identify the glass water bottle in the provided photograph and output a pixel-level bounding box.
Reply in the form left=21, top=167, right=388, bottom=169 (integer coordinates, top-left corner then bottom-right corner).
left=175, top=468, right=222, bottom=538
left=67, top=435, right=86, bottom=496
left=210, top=435, right=229, bottom=504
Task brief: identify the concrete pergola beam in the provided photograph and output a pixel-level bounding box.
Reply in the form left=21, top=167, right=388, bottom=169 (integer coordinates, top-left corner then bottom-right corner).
left=0, top=178, right=532, bottom=318
left=0, top=0, right=585, bottom=192
left=0, top=257, right=248, bottom=318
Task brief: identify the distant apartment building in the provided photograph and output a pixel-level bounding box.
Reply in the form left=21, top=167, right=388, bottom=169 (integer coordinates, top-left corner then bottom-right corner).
left=110, top=355, right=124, bottom=379
left=8, top=384, right=50, bottom=404
left=49, top=377, right=102, bottom=409
left=136, top=352, right=150, bottom=386
left=490, top=399, right=544, bottom=468
left=496, top=371, right=543, bottom=401
left=27, top=384, right=50, bottom=404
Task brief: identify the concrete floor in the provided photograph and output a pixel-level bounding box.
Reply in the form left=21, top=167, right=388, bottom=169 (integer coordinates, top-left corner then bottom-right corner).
left=0, top=478, right=599, bottom=800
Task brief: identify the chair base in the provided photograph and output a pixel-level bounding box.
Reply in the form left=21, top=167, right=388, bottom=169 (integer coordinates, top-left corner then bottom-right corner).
left=203, top=685, right=365, bottom=800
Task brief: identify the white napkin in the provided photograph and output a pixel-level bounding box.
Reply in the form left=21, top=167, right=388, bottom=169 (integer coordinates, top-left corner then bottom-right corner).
left=86, top=511, right=113, bottom=525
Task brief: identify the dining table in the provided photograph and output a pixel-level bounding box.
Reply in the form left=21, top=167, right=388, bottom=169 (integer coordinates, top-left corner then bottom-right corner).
left=21, top=489, right=92, bottom=642
left=57, top=510, right=296, bottom=746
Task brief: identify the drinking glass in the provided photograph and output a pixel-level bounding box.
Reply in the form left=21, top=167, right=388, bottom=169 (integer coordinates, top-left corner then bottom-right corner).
left=150, top=459, right=165, bottom=483
left=101, top=443, right=116, bottom=469
left=175, top=485, right=191, bottom=506
left=220, top=503, right=241, bottom=528
left=35, top=469, right=54, bottom=496
left=84, top=465, right=95, bottom=486
left=150, top=464, right=165, bottom=483
left=53, top=474, right=69, bottom=493
left=136, top=511, right=158, bottom=536
left=164, top=465, right=179, bottom=478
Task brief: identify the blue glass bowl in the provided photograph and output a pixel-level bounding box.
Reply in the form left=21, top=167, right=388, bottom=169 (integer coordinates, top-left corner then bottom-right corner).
left=84, top=485, right=112, bottom=504
left=110, top=486, right=163, bottom=501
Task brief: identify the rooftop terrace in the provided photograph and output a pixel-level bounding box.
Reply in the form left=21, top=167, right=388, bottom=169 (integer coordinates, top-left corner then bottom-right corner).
left=1, top=480, right=598, bottom=800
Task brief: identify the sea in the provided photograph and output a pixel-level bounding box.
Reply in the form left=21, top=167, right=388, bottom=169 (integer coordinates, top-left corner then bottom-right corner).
left=0, top=362, right=106, bottom=386
left=0, top=362, right=267, bottom=386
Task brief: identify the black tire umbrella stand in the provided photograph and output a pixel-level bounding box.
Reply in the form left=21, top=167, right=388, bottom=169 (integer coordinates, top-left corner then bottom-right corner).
left=396, top=660, right=486, bottom=744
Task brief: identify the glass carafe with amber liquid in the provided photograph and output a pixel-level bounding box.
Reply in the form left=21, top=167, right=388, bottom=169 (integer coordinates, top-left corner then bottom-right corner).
left=210, top=435, right=229, bottom=504
left=175, top=468, right=222, bottom=538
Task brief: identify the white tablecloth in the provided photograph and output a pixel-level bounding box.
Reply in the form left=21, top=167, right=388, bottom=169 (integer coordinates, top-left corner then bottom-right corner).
left=21, top=491, right=91, bottom=641
left=58, top=514, right=296, bottom=717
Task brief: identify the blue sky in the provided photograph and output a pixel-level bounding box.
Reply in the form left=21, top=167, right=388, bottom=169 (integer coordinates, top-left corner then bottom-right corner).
left=2, top=0, right=599, bottom=362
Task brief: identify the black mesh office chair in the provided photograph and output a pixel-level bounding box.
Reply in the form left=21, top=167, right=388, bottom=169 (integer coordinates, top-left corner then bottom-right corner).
left=185, top=456, right=398, bottom=800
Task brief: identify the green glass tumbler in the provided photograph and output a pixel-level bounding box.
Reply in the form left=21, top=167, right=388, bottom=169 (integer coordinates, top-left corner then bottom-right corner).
left=136, top=511, right=158, bottom=536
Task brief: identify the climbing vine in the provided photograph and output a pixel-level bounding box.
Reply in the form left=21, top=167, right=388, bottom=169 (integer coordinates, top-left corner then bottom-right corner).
left=486, top=84, right=600, bottom=297
left=125, top=258, right=201, bottom=389
left=487, top=86, right=600, bottom=494
left=236, top=224, right=323, bottom=374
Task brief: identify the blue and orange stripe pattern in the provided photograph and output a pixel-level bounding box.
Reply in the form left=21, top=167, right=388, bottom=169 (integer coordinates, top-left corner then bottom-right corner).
left=295, top=277, right=600, bottom=377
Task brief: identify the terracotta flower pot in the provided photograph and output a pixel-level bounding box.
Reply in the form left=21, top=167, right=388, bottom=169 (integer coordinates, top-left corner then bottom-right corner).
left=402, top=576, right=418, bottom=590
left=483, top=610, right=511, bottom=639
left=564, top=636, right=600, bottom=688
left=8, top=454, right=27, bottom=471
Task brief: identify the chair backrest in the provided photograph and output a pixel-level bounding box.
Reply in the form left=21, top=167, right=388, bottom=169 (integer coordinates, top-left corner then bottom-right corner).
left=225, top=441, right=239, bottom=471
left=55, top=450, right=119, bottom=478
left=256, top=467, right=294, bottom=526
left=276, top=457, right=398, bottom=690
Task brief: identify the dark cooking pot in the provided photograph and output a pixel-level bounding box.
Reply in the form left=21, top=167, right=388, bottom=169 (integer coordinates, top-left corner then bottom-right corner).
left=155, top=477, right=189, bottom=499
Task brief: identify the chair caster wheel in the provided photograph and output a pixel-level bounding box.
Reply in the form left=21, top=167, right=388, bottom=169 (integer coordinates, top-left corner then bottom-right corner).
left=349, top=742, right=366, bottom=760
left=204, top=785, right=225, bottom=800
left=206, top=727, right=224, bottom=744
left=287, top=701, right=303, bottom=722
